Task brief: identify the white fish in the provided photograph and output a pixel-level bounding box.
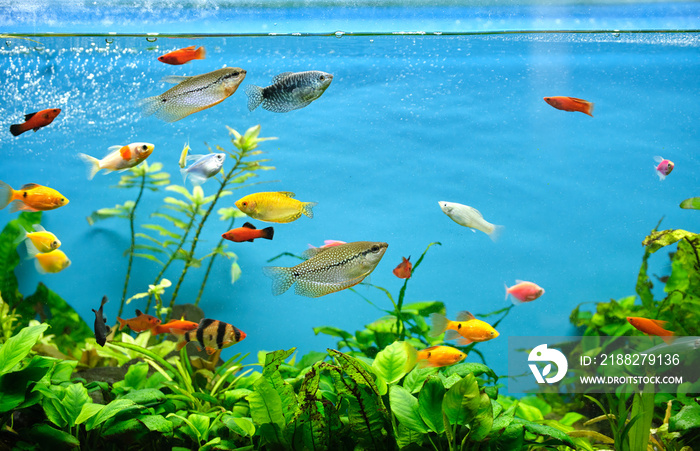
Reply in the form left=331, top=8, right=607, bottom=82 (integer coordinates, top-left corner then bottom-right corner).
left=180, top=153, right=226, bottom=186
left=78, top=142, right=154, bottom=180
left=245, top=71, right=333, bottom=113
left=439, top=201, right=504, bottom=242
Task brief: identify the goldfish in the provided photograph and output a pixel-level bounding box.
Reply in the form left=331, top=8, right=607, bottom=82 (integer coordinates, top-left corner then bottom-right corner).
left=505, top=280, right=545, bottom=305
left=27, top=244, right=71, bottom=274
left=10, top=108, right=61, bottom=136
left=416, top=346, right=467, bottom=368
left=92, top=296, right=111, bottom=347
left=245, top=71, right=333, bottom=113
left=152, top=319, right=199, bottom=336
left=393, top=256, right=412, bottom=279
left=176, top=318, right=246, bottom=355
left=14, top=224, right=60, bottom=253
left=222, top=222, right=274, bottom=243
left=116, top=309, right=161, bottom=333
left=235, top=191, right=317, bottom=223
left=0, top=181, right=69, bottom=212
left=654, top=156, right=674, bottom=181
left=627, top=317, right=676, bottom=345
left=78, top=142, right=155, bottom=180
left=429, top=311, right=499, bottom=345
left=181, top=153, right=226, bottom=186
left=141, top=67, right=246, bottom=122
left=543, top=96, right=594, bottom=117
left=439, top=201, right=503, bottom=242
left=157, top=46, right=206, bottom=65
left=263, top=241, right=388, bottom=297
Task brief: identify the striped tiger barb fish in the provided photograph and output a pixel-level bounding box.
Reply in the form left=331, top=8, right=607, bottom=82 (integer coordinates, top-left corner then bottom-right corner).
left=177, top=318, right=246, bottom=355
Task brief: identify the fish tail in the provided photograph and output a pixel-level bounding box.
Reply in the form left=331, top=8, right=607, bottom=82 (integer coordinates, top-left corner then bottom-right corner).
left=0, top=181, right=13, bottom=210
left=586, top=102, right=594, bottom=117
left=504, top=283, right=511, bottom=301
left=656, top=168, right=666, bottom=181
left=488, top=225, right=504, bottom=242
left=176, top=331, right=190, bottom=350
left=661, top=334, right=676, bottom=345
left=9, top=123, right=26, bottom=136
left=196, top=46, right=206, bottom=60
left=116, top=317, right=127, bottom=331
left=24, top=239, right=40, bottom=259
left=244, top=85, right=264, bottom=111
left=9, top=200, right=35, bottom=213
left=13, top=226, right=28, bottom=246
left=429, top=313, right=449, bottom=337
left=301, top=202, right=318, bottom=219
left=262, top=266, right=295, bottom=296
left=139, top=95, right=165, bottom=119
left=180, top=167, right=189, bottom=186
left=261, top=226, right=274, bottom=240
left=78, top=153, right=101, bottom=180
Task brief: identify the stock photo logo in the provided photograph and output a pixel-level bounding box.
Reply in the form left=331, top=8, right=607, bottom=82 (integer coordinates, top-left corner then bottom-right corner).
left=528, top=344, right=569, bottom=384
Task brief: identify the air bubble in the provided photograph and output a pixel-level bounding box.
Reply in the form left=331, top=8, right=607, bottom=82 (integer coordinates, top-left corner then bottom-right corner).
left=612, top=31, right=620, bottom=38
left=105, top=38, right=114, bottom=44
left=335, top=31, right=345, bottom=38
left=34, top=46, right=45, bottom=51
left=146, top=36, right=157, bottom=42
left=5, top=41, right=11, bottom=47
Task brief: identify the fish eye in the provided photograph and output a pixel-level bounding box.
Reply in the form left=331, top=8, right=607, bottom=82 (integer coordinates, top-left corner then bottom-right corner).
left=142, top=145, right=148, bottom=151
left=232, top=71, right=240, bottom=76
left=319, top=75, right=325, bottom=80
left=60, top=198, right=65, bottom=203
left=241, top=202, right=247, bottom=207
left=371, top=245, right=380, bottom=252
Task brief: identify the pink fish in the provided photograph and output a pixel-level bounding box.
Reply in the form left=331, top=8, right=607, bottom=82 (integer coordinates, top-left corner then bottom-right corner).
left=307, top=240, right=346, bottom=250
left=654, top=156, right=674, bottom=181
left=505, top=281, right=545, bottom=305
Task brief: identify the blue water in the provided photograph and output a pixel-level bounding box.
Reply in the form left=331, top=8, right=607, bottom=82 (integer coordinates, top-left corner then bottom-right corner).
left=1, top=29, right=698, bottom=383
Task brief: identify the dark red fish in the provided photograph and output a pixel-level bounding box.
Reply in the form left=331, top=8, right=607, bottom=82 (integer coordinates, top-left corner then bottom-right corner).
left=222, top=222, right=274, bottom=243
left=393, top=256, right=412, bottom=279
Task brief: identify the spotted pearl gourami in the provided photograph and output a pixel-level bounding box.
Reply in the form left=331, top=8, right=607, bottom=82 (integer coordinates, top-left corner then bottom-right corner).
left=245, top=70, right=333, bottom=113
left=263, top=241, right=388, bottom=297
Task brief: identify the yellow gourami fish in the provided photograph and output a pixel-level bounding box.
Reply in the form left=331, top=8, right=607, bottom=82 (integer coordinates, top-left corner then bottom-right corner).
left=235, top=191, right=317, bottom=223
left=15, top=224, right=60, bottom=253
left=263, top=241, right=388, bottom=297
left=78, top=142, right=155, bottom=180
left=141, top=67, right=246, bottom=122
left=429, top=311, right=499, bottom=345
left=0, top=181, right=69, bottom=212
left=416, top=346, right=467, bottom=368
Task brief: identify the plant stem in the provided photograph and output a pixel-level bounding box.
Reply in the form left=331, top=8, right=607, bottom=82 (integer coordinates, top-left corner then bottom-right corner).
left=195, top=217, right=235, bottom=306
left=119, top=171, right=146, bottom=318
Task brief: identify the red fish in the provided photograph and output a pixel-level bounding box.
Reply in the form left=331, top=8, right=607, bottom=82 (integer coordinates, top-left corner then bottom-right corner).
left=116, top=309, right=161, bottom=332
left=543, top=96, right=594, bottom=117
left=157, top=46, right=206, bottom=65
left=505, top=281, right=545, bottom=305
left=152, top=319, right=199, bottom=336
left=627, top=317, right=676, bottom=345
left=222, top=222, right=274, bottom=243
left=654, top=156, right=674, bottom=181
left=10, top=108, right=61, bottom=136
left=393, top=256, right=412, bottom=279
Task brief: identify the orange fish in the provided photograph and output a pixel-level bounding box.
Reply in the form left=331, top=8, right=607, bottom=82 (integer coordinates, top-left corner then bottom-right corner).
left=416, top=345, right=467, bottom=368
left=0, top=181, right=69, bottom=212
left=116, top=309, right=161, bottom=332
left=430, top=311, right=499, bottom=345
left=222, top=222, right=274, bottom=243
left=627, top=317, right=676, bottom=345
left=393, top=256, right=412, bottom=279
left=543, top=96, right=594, bottom=117
left=177, top=318, right=246, bottom=355
left=157, top=46, right=206, bottom=65
left=10, top=108, right=61, bottom=136
left=152, top=319, right=199, bottom=336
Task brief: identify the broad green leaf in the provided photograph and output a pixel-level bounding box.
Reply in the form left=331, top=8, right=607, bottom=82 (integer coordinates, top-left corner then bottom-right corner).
left=63, top=383, right=90, bottom=427
left=403, top=366, right=439, bottom=393
left=102, top=417, right=148, bottom=441
left=140, top=414, right=173, bottom=435
left=559, top=411, right=585, bottom=426
left=313, top=326, right=353, bottom=340
left=512, top=418, right=577, bottom=448
left=86, top=399, right=136, bottom=430
left=444, top=362, right=498, bottom=383
left=329, top=349, right=381, bottom=395
left=669, top=404, right=700, bottom=432
left=516, top=401, right=544, bottom=421
left=24, top=423, right=80, bottom=449
left=629, top=391, right=654, bottom=451
left=642, top=229, right=697, bottom=254
left=247, top=378, right=285, bottom=430
left=469, top=392, right=494, bottom=442
left=227, top=417, right=255, bottom=437
left=442, top=374, right=480, bottom=425
left=123, top=362, right=148, bottom=390
left=75, top=402, right=103, bottom=425
left=122, top=388, right=166, bottom=407
left=0, top=323, right=50, bottom=375
left=519, top=395, right=552, bottom=417
left=390, top=385, right=429, bottom=433
left=372, top=341, right=416, bottom=386
left=231, top=261, right=242, bottom=284
left=395, top=422, right=425, bottom=449
left=418, top=376, right=445, bottom=434
left=187, top=413, right=211, bottom=440
left=680, top=197, right=700, bottom=209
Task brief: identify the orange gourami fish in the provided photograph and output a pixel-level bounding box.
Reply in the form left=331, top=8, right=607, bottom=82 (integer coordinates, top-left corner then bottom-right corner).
left=0, top=181, right=69, bottom=212
left=543, top=96, right=594, bottom=117
left=153, top=319, right=199, bottom=336
left=158, top=46, right=206, bottom=65
left=10, top=108, right=61, bottom=136
left=116, top=309, right=161, bottom=333
left=627, top=317, right=676, bottom=345
left=222, top=222, right=274, bottom=243
left=416, top=346, right=467, bottom=368
left=177, top=318, right=246, bottom=355
left=430, top=311, right=499, bottom=345
left=393, top=256, right=412, bottom=279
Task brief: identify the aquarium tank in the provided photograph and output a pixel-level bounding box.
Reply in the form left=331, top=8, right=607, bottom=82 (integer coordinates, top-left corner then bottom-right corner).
left=0, top=0, right=699, bottom=449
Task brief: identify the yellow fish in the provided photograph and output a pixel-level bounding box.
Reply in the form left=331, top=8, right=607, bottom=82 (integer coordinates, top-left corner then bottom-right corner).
left=15, top=224, right=61, bottom=253
left=429, top=311, right=499, bottom=345
left=0, top=181, right=69, bottom=212
left=416, top=346, right=467, bottom=368
left=235, top=191, right=317, bottom=223
left=30, top=248, right=71, bottom=274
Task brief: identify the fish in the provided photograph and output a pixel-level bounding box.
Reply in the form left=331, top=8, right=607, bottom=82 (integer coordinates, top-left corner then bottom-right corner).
left=627, top=317, right=676, bottom=345
left=141, top=67, right=246, bottom=122
left=178, top=141, right=190, bottom=169
left=14, top=224, right=60, bottom=253
left=10, top=108, right=61, bottom=136
left=393, top=256, right=412, bottom=279
left=176, top=318, right=246, bottom=355
left=654, top=156, right=674, bottom=181
left=0, top=181, right=69, bottom=212
left=640, top=336, right=700, bottom=355
left=235, top=191, right=317, bottom=223
left=152, top=319, right=199, bottom=336
left=307, top=240, right=346, bottom=250
left=263, top=241, right=388, bottom=298
left=26, top=241, right=71, bottom=274
left=429, top=311, right=499, bottom=345
left=157, top=46, right=206, bottom=65
left=78, top=142, right=155, bottom=180
left=92, top=296, right=111, bottom=347
left=245, top=71, right=333, bottom=113
left=505, top=280, right=545, bottom=305
left=438, top=201, right=503, bottom=242
left=416, top=346, right=467, bottom=368
left=116, top=309, right=161, bottom=333
left=180, top=153, right=226, bottom=186
left=543, top=96, right=594, bottom=116
left=222, top=222, right=274, bottom=243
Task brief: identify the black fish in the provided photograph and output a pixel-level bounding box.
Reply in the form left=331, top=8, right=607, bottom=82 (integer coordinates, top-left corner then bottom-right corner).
left=245, top=71, right=333, bottom=113
left=92, top=296, right=111, bottom=347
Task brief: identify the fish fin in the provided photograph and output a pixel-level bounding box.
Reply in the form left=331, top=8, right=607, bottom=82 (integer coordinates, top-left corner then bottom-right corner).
left=116, top=317, right=126, bottom=331
left=504, top=283, right=511, bottom=301
left=293, top=275, right=365, bottom=298
left=9, top=124, right=25, bottom=136
left=33, top=257, right=47, bottom=274
left=139, top=95, right=164, bottom=118
left=271, top=72, right=294, bottom=83
left=19, top=183, right=40, bottom=190
left=13, top=226, right=28, bottom=246
left=205, top=346, right=217, bottom=355
left=185, top=154, right=206, bottom=162
left=180, top=167, right=189, bottom=186
left=656, top=168, right=666, bottom=181
left=78, top=153, right=101, bottom=180
left=23, top=112, right=37, bottom=121
left=242, top=222, right=256, bottom=229
left=301, top=201, right=318, bottom=219
left=262, top=266, right=295, bottom=295
left=188, top=172, right=209, bottom=186
left=649, top=319, right=668, bottom=327
left=429, top=313, right=449, bottom=337
left=246, top=239, right=254, bottom=243
left=32, top=224, right=46, bottom=232
left=135, top=309, right=143, bottom=316
left=456, top=337, right=474, bottom=346
left=24, top=239, right=40, bottom=258
left=10, top=200, right=37, bottom=213
left=488, top=225, right=504, bottom=242
left=195, top=46, right=206, bottom=59
left=161, top=75, right=193, bottom=84
left=653, top=156, right=664, bottom=164
left=455, top=311, right=476, bottom=322
left=515, top=279, right=527, bottom=284
left=0, top=181, right=12, bottom=210
left=510, top=296, right=525, bottom=306
left=262, top=226, right=274, bottom=240
left=301, top=247, right=327, bottom=259
left=585, top=101, right=594, bottom=117
left=661, top=334, right=676, bottom=345
left=277, top=191, right=296, bottom=198
left=444, top=329, right=461, bottom=341
left=244, top=85, right=264, bottom=111
left=176, top=336, right=188, bottom=351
